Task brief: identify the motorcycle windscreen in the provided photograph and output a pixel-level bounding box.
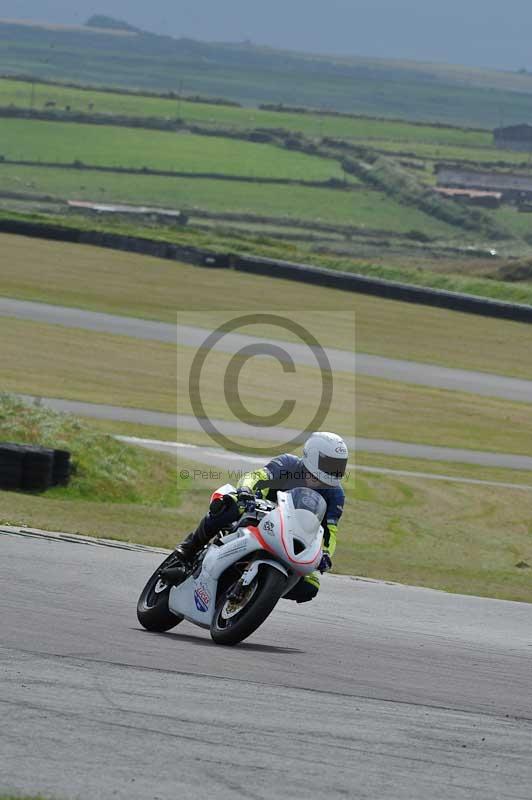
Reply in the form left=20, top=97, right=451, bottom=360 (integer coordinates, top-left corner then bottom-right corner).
left=286, top=487, right=327, bottom=523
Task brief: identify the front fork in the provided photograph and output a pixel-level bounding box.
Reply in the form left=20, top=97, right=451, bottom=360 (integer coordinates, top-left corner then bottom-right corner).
left=227, top=557, right=289, bottom=600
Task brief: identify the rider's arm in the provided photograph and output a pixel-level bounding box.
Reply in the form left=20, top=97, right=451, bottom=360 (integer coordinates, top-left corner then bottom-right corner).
left=322, top=490, right=345, bottom=558
left=237, top=454, right=299, bottom=499
left=237, top=468, right=272, bottom=499
left=322, top=521, right=338, bottom=558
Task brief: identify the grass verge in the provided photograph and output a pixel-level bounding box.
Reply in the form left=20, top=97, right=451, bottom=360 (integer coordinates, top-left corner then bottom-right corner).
left=0, top=796, right=50, bottom=800
left=338, top=467, right=532, bottom=603
left=2, top=232, right=532, bottom=379
left=88, top=417, right=532, bottom=487
left=0, top=394, right=179, bottom=505
left=4, top=318, right=532, bottom=456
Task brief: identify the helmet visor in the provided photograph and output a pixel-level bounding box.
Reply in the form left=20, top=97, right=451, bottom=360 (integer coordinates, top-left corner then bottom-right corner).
left=318, top=452, right=347, bottom=479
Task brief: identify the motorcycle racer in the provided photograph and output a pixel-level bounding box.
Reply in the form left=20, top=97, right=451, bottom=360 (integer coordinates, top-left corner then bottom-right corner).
left=168, top=432, right=348, bottom=603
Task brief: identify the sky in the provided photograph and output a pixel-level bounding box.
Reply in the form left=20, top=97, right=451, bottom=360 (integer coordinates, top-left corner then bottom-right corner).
left=2, top=0, right=531, bottom=71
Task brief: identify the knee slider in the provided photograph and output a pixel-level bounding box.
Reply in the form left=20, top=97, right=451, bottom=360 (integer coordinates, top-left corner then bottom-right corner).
left=292, top=578, right=319, bottom=603
left=299, top=580, right=319, bottom=603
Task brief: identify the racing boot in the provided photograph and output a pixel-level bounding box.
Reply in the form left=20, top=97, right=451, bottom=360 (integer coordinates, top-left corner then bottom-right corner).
left=159, top=517, right=213, bottom=584
left=160, top=495, right=242, bottom=584
left=175, top=518, right=212, bottom=564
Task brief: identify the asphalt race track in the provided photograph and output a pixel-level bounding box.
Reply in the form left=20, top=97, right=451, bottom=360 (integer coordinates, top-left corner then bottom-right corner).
left=120, top=437, right=532, bottom=492
left=1, top=530, right=532, bottom=800
left=3, top=296, right=532, bottom=401
left=18, top=395, right=532, bottom=471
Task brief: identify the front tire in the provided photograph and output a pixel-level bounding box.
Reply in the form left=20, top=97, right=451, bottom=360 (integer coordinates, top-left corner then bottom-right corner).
left=210, top=565, right=287, bottom=646
left=137, top=554, right=184, bottom=632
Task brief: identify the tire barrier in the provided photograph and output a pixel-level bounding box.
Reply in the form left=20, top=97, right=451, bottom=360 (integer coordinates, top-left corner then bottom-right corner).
left=0, top=443, right=71, bottom=492
left=2, top=217, right=532, bottom=323
left=51, top=449, right=72, bottom=487
left=0, top=445, right=25, bottom=491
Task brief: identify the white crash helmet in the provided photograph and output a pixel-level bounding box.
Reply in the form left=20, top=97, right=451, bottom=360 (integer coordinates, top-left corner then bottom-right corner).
left=302, top=432, right=348, bottom=487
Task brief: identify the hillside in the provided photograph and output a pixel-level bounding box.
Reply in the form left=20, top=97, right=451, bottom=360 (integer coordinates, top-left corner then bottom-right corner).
left=2, top=17, right=532, bottom=127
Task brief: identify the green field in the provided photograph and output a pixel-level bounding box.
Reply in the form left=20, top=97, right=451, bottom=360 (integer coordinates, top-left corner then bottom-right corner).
left=4, top=23, right=532, bottom=127
left=338, top=466, right=532, bottom=602
left=0, top=118, right=346, bottom=182
left=0, top=77, right=495, bottom=148
left=363, top=137, right=532, bottom=168
left=3, top=78, right=532, bottom=257
left=493, top=207, right=532, bottom=238
left=0, top=164, right=465, bottom=237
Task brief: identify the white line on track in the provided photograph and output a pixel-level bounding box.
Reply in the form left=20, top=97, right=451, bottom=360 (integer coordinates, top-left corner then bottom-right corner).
left=117, top=436, right=532, bottom=492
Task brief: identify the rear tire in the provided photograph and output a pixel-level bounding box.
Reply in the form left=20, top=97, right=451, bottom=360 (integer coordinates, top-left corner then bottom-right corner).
left=137, top=554, right=184, bottom=632
left=210, top=565, right=287, bottom=646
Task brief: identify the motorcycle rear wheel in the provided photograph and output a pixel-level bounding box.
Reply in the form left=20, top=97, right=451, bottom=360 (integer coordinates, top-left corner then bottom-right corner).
left=210, top=565, right=287, bottom=646
left=137, top=554, right=184, bottom=632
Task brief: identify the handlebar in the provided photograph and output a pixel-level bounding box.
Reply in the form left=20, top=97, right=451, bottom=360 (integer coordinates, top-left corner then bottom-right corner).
left=254, top=497, right=276, bottom=514
left=228, top=496, right=275, bottom=533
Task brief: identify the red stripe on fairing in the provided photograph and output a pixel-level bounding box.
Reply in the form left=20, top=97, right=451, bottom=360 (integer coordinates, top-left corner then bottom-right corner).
left=248, top=525, right=275, bottom=555
left=278, top=504, right=322, bottom=566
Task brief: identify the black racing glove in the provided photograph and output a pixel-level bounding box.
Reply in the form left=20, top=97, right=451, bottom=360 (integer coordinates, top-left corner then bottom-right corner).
left=236, top=487, right=257, bottom=514
left=318, top=553, right=333, bottom=574
left=209, top=494, right=233, bottom=516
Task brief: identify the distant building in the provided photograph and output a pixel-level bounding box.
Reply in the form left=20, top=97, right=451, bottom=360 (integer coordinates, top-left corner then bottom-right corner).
left=435, top=165, right=532, bottom=202
left=433, top=187, right=502, bottom=208
left=493, top=124, right=532, bottom=152
left=67, top=200, right=188, bottom=225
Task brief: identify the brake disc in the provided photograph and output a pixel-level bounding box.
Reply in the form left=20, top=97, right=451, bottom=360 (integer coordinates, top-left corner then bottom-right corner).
left=221, top=580, right=259, bottom=620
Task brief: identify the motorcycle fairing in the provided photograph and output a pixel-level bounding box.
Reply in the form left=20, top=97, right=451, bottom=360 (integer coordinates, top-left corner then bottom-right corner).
left=168, top=490, right=323, bottom=626
left=168, top=528, right=264, bottom=627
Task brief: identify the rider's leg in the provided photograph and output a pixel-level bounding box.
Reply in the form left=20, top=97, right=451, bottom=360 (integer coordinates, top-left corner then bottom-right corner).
left=159, top=515, right=226, bottom=584
left=174, top=495, right=241, bottom=564
left=283, top=572, right=320, bottom=603
left=174, top=514, right=218, bottom=562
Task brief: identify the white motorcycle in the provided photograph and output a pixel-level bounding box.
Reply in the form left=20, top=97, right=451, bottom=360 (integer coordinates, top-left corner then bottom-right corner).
left=137, top=485, right=327, bottom=645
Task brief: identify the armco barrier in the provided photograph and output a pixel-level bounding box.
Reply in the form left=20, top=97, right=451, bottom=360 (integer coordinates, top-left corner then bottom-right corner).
left=0, top=218, right=229, bottom=268
left=2, top=217, right=532, bottom=323
left=232, top=255, right=532, bottom=323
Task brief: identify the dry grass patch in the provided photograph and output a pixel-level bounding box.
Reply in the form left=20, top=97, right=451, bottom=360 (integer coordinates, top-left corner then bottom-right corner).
left=2, top=234, right=532, bottom=379
left=339, top=469, right=532, bottom=603
left=3, top=318, right=532, bottom=456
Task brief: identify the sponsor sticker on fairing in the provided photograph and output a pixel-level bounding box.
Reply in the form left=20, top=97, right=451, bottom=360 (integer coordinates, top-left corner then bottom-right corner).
left=194, top=585, right=211, bottom=612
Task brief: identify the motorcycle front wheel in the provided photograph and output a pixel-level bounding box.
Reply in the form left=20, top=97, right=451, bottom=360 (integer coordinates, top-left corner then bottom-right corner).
left=137, top=553, right=184, bottom=632
left=210, top=565, right=287, bottom=646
